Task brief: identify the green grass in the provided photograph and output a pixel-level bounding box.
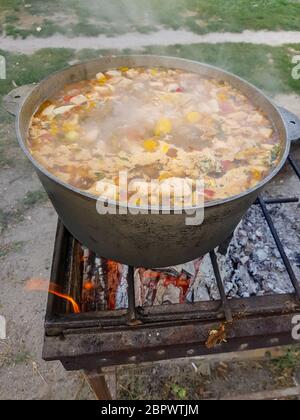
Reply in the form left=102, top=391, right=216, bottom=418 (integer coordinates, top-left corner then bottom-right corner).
left=0, top=122, right=15, bottom=166
left=4, top=21, right=66, bottom=40
left=142, top=43, right=300, bottom=95
left=12, top=351, right=31, bottom=365
left=23, top=190, right=48, bottom=208
left=271, top=346, right=300, bottom=371
left=0, top=209, right=7, bottom=229
left=171, top=383, right=187, bottom=399
left=0, top=189, right=49, bottom=232
left=0, top=145, right=9, bottom=167
left=0, top=241, right=24, bottom=258
left=0, top=48, right=74, bottom=129
left=1, top=0, right=300, bottom=38
left=0, top=43, right=299, bottom=101
left=0, top=48, right=74, bottom=97
left=0, top=348, right=32, bottom=368
left=5, top=14, right=19, bottom=24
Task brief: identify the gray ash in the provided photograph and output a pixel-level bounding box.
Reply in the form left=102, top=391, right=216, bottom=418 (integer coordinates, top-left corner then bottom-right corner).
left=188, top=201, right=299, bottom=302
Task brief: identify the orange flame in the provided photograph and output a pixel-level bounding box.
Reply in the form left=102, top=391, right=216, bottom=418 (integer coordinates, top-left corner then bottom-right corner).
left=25, top=278, right=80, bottom=314
left=83, top=280, right=94, bottom=291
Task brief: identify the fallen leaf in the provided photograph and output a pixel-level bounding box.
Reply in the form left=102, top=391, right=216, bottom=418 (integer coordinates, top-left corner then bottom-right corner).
left=206, top=322, right=229, bottom=349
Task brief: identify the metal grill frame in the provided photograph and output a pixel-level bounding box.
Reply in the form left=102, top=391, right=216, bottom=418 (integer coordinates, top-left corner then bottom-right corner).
left=43, top=154, right=300, bottom=371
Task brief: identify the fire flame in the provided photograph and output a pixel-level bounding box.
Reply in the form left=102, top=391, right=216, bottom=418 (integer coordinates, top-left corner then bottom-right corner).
left=25, top=278, right=80, bottom=314
left=83, top=280, right=94, bottom=291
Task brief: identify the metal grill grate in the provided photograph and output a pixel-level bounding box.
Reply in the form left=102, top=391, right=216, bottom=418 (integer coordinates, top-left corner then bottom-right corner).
left=43, top=152, right=300, bottom=371
left=126, top=154, right=300, bottom=323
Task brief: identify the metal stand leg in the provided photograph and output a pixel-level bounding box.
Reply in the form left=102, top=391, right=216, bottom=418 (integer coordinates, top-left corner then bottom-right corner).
left=84, top=367, right=117, bottom=400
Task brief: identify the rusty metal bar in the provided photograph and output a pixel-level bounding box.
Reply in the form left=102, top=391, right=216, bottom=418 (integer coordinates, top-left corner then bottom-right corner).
left=44, top=313, right=298, bottom=370
left=127, top=266, right=137, bottom=323
left=258, top=196, right=300, bottom=299
left=289, top=155, right=300, bottom=180
left=255, top=197, right=299, bottom=205
left=210, top=250, right=233, bottom=323
left=84, top=368, right=114, bottom=400
left=220, top=386, right=300, bottom=401
left=45, top=293, right=300, bottom=334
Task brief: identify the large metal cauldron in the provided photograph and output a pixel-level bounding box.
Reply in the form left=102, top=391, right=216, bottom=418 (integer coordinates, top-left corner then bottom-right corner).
left=4, top=56, right=300, bottom=267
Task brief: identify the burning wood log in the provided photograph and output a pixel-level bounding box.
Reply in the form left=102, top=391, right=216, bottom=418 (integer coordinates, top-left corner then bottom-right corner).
left=79, top=245, right=204, bottom=311
left=107, top=260, right=121, bottom=310
left=81, top=246, right=129, bottom=311
left=94, top=257, right=107, bottom=311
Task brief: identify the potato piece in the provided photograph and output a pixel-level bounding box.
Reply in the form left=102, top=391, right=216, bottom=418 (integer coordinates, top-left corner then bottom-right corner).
left=65, top=131, right=79, bottom=142
left=154, top=119, right=172, bottom=136
left=41, top=105, right=56, bottom=118
left=96, top=72, right=106, bottom=81
left=70, top=94, right=87, bottom=105
left=53, top=105, right=75, bottom=116
left=186, top=112, right=201, bottom=123
left=259, top=128, right=273, bottom=139
left=143, top=138, right=159, bottom=153
left=106, top=70, right=122, bottom=78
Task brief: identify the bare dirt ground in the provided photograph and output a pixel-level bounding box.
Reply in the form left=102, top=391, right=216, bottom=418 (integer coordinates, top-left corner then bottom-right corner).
left=0, top=123, right=95, bottom=400
left=2, top=30, right=300, bottom=54
left=0, top=92, right=299, bottom=400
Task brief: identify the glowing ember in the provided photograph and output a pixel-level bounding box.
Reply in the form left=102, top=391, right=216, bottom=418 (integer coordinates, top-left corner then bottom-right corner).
left=107, top=260, right=121, bottom=310
left=25, top=278, right=80, bottom=314
left=83, top=281, right=94, bottom=291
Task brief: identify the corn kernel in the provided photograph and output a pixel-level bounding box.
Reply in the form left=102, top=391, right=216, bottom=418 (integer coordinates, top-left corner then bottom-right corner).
left=186, top=112, right=201, bottom=123
left=65, top=131, right=79, bottom=141
left=161, top=143, right=170, bottom=154
left=217, top=92, right=227, bottom=102
left=143, top=138, right=159, bottom=152
left=159, top=172, right=171, bottom=181
left=154, top=119, right=172, bottom=136
left=96, top=72, right=106, bottom=81
left=252, top=169, right=262, bottom=181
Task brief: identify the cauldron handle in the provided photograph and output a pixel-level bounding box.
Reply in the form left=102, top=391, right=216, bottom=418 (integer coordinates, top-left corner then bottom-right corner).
left=2, top=84, right=36, bottom=117
left=276, top=106, right=300, bottom=143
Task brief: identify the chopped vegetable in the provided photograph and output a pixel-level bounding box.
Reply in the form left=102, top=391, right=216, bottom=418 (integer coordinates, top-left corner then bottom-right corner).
left=186, top=112, right=201, bottom=123
left=53, top=105, right=75, bottom=116
left=167, top=148, right=178, bottom=158
left=106, top=70, right=122, bottom=78
left=259, top=128, right=273, bottom=139
left=204, top=189, right=216, bottom=199
left=143, top=138, right=159, bottom=153
left=41, top=105, right=55, bottom=118
left=65, top=131, right=79, bottom=141
left=96, top=72, right=106, bottom=81
left=251, top=168, right=263, bottom=181
left=154, top=118, right=172, bottom=136
left=159, top=172, right=172, bottom=181
left=271, top=144, right=281, bottom=162
left=217, top=92, right=228, bottom=102
left=221, top=160, right=234, bottom=172
left=70, top=94, right=87, bottom=106
left=161, top=143, right=170, bottom=154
